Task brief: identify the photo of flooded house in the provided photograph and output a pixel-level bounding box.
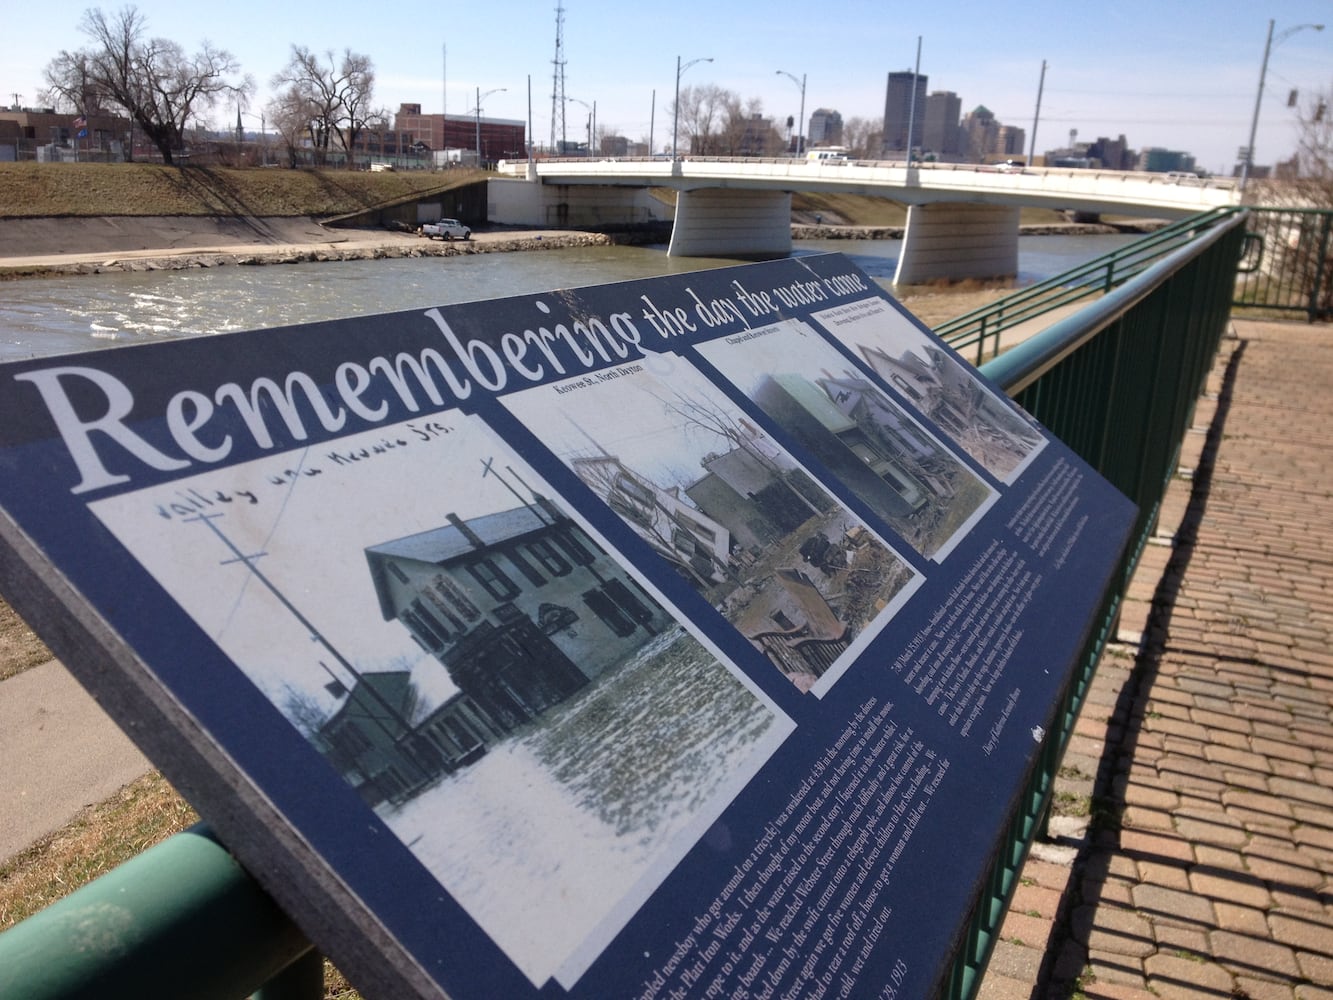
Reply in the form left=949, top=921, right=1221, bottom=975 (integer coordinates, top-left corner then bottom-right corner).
left=752, top=372, right=993, bottom=558
left=534, top=372, right=917, bottom=694
left=685, top=435, right=837, bottom=552
left=857, top=342, right=1043, bottom=481
left=316, top=667, right=500, bottom=807
left=571, top=455, right=732, bottom=591
left=325, top=494, right=672, bottom=805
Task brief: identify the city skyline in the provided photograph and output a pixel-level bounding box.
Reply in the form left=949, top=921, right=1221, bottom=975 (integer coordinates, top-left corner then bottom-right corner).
left=5, top=0, right=1330, bottom=175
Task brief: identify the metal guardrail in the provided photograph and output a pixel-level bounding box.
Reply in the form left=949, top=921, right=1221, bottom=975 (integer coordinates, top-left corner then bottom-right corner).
left=938, top=204, right=1331, bottom=359
left=0, top=214, right=1250, bottom=1000
left=936, top=207, right=1243, bottom=364
left=944, top=209, right=1248, bottom=998
left=1233, top=206, right=1333, bottom=322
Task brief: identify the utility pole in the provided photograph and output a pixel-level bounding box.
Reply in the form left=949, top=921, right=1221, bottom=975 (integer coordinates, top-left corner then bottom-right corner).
left=1029, top=60, right=1046, bottom=165
left=905, top=37, right=922, bottom=163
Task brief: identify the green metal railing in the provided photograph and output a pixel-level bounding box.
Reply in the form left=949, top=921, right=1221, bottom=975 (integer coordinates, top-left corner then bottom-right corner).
left=943, top=209, right=1248, bottom=999
left=936, top=207, right=1243, bottom=364
left=0, top=213, right=1250, bottom=1000
left=937, top=204, right=1331, bottom=361
left=1232, top=206, right=1333, bottom=322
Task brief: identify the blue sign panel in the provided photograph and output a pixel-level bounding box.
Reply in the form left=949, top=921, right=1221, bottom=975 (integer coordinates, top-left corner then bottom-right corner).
left=0, top=255, right=1134, bottom=998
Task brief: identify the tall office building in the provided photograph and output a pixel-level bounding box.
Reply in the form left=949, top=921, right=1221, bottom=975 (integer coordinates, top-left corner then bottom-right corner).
left=960, top=105, right=999, bottom=161
left=808, top=108, right=844, bottom=147
left=882, top=71, right=927, bottom=154
left=921, top=91, right=962, bottom=157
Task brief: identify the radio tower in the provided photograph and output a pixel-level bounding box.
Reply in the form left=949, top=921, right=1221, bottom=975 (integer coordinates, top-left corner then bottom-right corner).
left=549, top=2, right=567, bottom=154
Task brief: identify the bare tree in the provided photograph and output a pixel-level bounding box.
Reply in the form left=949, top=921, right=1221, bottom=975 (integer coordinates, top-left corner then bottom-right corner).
left=841, top=117, right=883, bottom=160
left=282, top=682, right=333, bottom=746
left=265, top=91, right=317, bottom=167
left=1292, top=85, right=1332, bottom=188
left=43, top=6, right=250, bottom=165
left=270, top=46, right=381, bottom=168
left=672, top=83, right=735, bottom=156
left=1269, top=85, right=1333, bottom=318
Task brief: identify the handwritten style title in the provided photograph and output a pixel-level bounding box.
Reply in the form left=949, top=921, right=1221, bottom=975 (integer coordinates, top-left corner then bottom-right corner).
left=15, top=271, right=869, bottom=494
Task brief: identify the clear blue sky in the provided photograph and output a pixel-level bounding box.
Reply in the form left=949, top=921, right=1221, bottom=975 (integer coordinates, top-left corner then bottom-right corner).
left=7, top=0, right=1330, bottom=174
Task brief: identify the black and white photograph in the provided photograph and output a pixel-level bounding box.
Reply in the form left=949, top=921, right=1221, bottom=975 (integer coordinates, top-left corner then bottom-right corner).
left=502, top=354, right=922, bottom=696
left=695, top=318, right=999, bottom=561
left=808, top=296, right=1047, bottom=483
left=87, top=413, right=792, bottom=989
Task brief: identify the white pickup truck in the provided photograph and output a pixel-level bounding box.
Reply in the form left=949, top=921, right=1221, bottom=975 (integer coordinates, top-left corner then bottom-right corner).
left=419, top=219, right=472, bottom=241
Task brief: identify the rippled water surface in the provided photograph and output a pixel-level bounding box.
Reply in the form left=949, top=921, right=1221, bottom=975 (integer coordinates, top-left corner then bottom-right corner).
left=0, top=234, right=1140, bottom=361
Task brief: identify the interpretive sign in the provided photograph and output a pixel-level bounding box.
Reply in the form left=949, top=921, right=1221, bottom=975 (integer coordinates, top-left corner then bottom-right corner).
left=0, top=254, right=1134, bottom=998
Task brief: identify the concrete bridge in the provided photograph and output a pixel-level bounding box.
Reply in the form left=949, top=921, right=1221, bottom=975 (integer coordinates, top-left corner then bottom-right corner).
left=489, top=157, right=1240, bottom=283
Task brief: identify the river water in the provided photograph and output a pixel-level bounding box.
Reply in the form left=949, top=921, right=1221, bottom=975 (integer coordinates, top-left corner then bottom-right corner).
left=0, top=233, right=1141, bottom=362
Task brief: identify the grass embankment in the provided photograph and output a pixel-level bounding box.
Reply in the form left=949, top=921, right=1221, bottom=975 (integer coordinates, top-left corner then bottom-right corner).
left=0, top=160, right=1072, bottom=228
left=0, top=161, right=486, bottom=219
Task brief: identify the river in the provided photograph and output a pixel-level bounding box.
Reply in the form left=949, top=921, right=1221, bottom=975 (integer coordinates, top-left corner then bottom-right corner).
left=0, top=232, right=1142, bottom=362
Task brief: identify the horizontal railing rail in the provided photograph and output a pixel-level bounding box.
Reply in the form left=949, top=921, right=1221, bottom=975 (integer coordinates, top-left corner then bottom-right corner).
left=0, top=212, right=1250, bottom=1000
left=936, top=206, right=1243, bottom=364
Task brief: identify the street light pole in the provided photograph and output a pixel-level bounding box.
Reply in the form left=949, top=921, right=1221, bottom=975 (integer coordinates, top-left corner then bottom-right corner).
left=1241, top=19, right=1324, bottom=191
left=672, top=54, right=713, bottom=160
left=566, top=97, right=591, bottom=155
left=775, top=69, right=806, bottom=157
left=474, top=86, right=507, bottom=167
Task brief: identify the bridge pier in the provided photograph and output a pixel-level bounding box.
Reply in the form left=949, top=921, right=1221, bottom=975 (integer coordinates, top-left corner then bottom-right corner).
left=893, top=203, right=1021, bottom=285
left=668, top=189, right=792, bottom=258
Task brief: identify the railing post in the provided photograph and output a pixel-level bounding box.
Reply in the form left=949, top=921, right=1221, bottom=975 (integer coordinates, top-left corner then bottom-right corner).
left=1309, top=212, right=1332, bottom=323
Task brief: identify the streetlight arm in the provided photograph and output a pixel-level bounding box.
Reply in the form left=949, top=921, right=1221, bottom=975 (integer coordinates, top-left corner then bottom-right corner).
left=775, top=69, right=806, bottom=156
left=672, top=55, right=713, bottom=159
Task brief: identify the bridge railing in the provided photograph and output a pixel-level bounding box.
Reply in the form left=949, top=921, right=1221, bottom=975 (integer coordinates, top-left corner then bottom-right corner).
left=936, top=205, right=1331, bottom=350
left=944, top=208, right=1247, bottom=998
left=935, top=207, right=1242, bottom=363
left=0, top=213, right=1250, bottom=1000
left=1233, top=206, right=1333, bottom=322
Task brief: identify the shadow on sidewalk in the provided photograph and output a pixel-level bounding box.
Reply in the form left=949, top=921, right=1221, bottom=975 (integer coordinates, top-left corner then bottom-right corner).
left=1035, top=334, right=1248, bottom=998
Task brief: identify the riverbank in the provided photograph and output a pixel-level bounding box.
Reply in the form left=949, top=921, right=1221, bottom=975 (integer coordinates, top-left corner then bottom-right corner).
left=0, top=217, right=624, bottom=279
left=0, top=213, right=1165, bottom=281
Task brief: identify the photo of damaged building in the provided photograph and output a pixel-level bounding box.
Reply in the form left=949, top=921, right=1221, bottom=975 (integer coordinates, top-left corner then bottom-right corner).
left=570, top=423, right=915, bottom=692
left=856, top=342, right=1043, bottom=481
left=752, top=372, right=994, bottom=559
left=316, top=493, right=671, bottom=806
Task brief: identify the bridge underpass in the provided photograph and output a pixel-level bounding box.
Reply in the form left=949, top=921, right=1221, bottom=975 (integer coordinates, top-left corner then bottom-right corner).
left=490, top=158, right=1239, bottom=283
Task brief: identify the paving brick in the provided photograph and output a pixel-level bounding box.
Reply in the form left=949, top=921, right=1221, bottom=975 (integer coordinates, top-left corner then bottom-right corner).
left=1212, top=901, right=1274, bottom=939
left=1295, top=948, right=1333, bottom=986
left=1267, top=910, right=1333, bottom=955
left=976, top=969, right=1036, bottom=1000
left=1174, top=809, right=1250, bottom=848
left=1131, top=884, right=1217, bottom=928
left=1084, top=949, right=1150, bottom=990
left=1070, top=902, right=1157, bottom=957
left=1142, top=952, right=1236, bottom=997
left=980, top=324, right=1333, bottom=1000
left=1233, top=975, right=1302, bottom=1000
left=1209, top=929, right=1301, bottom=980
left=1189, top=868, right=1273, bottom=911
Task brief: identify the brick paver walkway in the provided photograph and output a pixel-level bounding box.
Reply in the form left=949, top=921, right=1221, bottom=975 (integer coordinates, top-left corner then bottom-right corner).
left=980, top=318, right=1333, bottom=1000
